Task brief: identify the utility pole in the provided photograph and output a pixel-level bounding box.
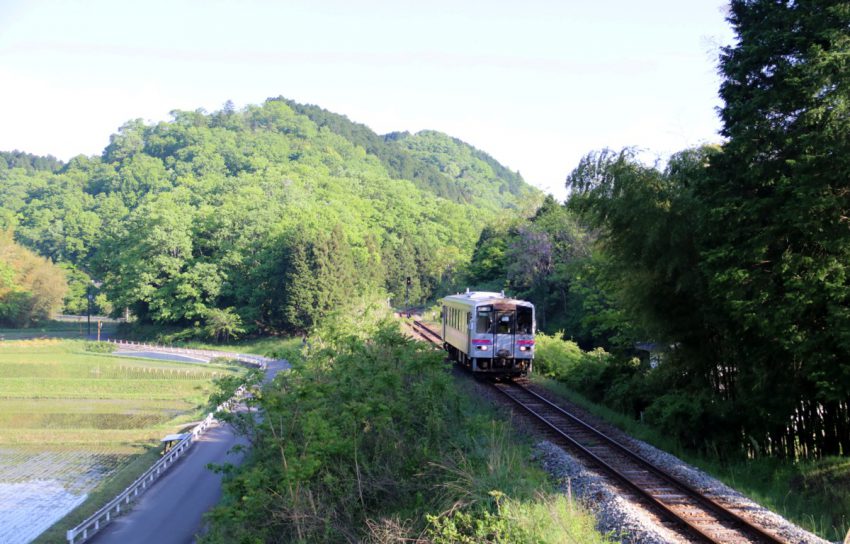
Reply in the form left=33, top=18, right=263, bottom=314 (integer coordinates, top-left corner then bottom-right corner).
left=87, top=288, right=93, bottom=339
left=405, top=276, right=411, bottom=317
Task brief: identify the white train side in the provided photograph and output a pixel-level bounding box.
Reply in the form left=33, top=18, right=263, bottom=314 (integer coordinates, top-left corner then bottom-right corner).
left=441, top=291, right=535, bottom=376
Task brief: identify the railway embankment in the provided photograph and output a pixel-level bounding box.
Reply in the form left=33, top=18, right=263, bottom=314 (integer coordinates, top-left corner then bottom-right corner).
left=412, top=318, right=838, bottom=543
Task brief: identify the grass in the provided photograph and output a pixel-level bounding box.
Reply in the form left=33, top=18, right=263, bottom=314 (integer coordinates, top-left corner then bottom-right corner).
left=0, top=339, right=243, bottom=542
left=531, top=375, right=850, bottom=542
left=436, top=373, right=616, bottom=543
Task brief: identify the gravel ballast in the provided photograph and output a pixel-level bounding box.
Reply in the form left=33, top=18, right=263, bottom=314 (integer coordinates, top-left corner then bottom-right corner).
left=533, top=434, right=832, bottom=544
left=446, top=357, right=836, bottom=543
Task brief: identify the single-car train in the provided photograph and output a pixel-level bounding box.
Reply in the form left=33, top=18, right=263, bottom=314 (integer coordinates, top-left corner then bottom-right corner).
left=441, top=290, right=535, bottom=376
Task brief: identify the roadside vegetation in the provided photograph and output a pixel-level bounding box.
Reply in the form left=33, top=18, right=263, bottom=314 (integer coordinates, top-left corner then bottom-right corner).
left=203, top=310, right=612, bottom=543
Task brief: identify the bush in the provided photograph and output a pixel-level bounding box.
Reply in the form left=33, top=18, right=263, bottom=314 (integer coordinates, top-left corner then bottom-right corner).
left=533, top=332, right=585, bottom=380
left=83, top=341, right=115, bottom=353
left=202, top=314, right=612, bottom=543
left=534, top=332, right=617, bottom=401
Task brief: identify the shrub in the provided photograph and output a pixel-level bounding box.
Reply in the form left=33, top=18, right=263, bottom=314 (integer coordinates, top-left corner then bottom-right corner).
left=202, top=315, right=612, bottom=543
left=83, top=341, right=115, bottom=353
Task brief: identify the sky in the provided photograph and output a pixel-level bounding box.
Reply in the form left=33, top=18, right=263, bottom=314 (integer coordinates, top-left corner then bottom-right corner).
left=0, top=0, right=735, bottom=200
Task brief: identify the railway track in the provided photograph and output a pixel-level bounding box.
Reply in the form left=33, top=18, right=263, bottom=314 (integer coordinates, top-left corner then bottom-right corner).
left=411, top=319, right=442, bottom=347
left=494, top=381, right=787, bottom=544
left=406, top=319, right=787, bottom=544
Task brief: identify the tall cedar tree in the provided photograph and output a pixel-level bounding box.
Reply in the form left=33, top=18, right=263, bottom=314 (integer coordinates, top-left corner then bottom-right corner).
left=704, top=0, right=850, bottom=458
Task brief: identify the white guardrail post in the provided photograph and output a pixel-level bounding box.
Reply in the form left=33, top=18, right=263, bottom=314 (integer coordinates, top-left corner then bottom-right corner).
left=65, top=343, right=269, bottom=543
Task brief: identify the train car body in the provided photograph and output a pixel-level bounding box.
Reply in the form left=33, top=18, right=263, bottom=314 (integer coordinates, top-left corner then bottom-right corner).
left=441, top=291, right=535, bottom=376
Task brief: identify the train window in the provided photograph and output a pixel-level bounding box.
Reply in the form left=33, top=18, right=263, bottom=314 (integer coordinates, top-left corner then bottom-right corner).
left=496, top=312, right=514, bottom=334
left=476, top=307, right=492, bottom=333
left=517, top=307, right=533, bottom=334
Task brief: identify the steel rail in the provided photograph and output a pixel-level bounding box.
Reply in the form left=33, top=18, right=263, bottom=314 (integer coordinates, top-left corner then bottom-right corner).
left=495, top=382, right=788, bottom=544
left=412, top=320, right=442, bottom=347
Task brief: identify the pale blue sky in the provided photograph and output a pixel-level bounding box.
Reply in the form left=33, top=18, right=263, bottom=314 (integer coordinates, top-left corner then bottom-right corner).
left=0, top=0, right=734, bottom=199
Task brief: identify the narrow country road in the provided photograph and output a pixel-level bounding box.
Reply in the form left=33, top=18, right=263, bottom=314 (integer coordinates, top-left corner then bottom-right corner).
left=90, top=357, right=290, bottom=544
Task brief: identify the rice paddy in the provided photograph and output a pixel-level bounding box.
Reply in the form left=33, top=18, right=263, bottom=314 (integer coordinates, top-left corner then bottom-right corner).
left=0, top=339, right=242, bottom=543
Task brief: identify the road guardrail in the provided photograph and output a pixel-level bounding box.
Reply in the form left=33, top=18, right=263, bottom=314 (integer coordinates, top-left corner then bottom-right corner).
left=65, top=349, right=255, bottom=544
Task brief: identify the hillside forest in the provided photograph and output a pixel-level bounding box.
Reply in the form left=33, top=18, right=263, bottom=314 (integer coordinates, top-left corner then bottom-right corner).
left=0, top=0, right=848, bottom=470
left=0, top=102, right=540, bottom=334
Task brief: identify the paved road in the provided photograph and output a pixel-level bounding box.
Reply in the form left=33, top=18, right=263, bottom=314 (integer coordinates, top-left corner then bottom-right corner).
left=112, top=350, right=209, bottom=363
left=91, top=358, right=289, bottom=544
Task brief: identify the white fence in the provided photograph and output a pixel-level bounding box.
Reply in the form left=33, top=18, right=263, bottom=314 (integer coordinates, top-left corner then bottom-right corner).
left=64, top=344, right=260, bottom=544
left=106, top=339, right=270, bottom=370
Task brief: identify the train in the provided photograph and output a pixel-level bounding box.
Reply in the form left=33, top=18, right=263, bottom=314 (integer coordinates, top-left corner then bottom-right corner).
left=440, top=290, right=535, bottom=377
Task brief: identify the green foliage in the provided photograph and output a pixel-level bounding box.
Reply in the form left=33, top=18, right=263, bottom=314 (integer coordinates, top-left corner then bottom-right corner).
left=206, top=370, right=260, bottom=411
left=395, top=130, right=541, bottom=213
left=698, top=0, right=850, bottom=459
left=533, top=332, right=587, bottom=380
left=0, top=151, right=63, bottom=174
left=463, top=196, right=617, bottom=347
left=82, top=341, right=115, bottom=353
left=533, top=332, right=647, bottom=415
left=426, top=508, right=533, bottom=543
left=203, top=314, right=608, bottom=543
left=426, top=493, right=613, bottom=544
left=203, top=307, right=245, bottom=343
left=2, top=98, right=539, bottom=334
left=554, top=0, right=850, bottom=463
left=279, top=100, right=542, bottom=211
left=0, top=231, right=68, bottom=327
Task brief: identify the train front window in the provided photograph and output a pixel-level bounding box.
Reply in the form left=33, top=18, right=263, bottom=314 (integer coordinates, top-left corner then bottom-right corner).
left=476, top=307, right=492, bottom=333
left=517, top=307, right=533, bottom=334
left=496, top=312, right=514, bottom=334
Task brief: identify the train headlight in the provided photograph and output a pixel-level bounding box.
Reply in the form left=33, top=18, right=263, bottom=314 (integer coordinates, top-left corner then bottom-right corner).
left=476, top=345, right=489, bottom=351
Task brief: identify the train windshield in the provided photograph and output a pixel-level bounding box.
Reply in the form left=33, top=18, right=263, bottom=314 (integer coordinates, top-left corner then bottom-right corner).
left=517, top=306, right=533, bottom=334
left=476, top=306, right=492, bottom=333
left=495, top=312, right=514, bottom=334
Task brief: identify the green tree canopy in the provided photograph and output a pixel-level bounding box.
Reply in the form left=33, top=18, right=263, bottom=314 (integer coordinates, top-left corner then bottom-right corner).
left=0, top=230, right=68, bottom=327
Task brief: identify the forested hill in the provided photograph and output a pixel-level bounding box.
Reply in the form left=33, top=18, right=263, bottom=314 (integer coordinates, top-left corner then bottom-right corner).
left=0, top=98, right=541, bottom=333
left=280, top=98, right=536, bottom=211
